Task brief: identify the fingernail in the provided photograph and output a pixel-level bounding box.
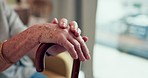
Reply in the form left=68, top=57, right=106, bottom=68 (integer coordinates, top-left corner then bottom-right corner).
left=73, top=21, right=78, bottom=28
left=54, top=18, right=58, bottom=23
left=74, top=55, right=78, bottom=59
left=84, top=58, right=87, bottom=61
left=63, top=19, right=68, bottom=27
left=71, top=25, right=75, bottom=29
left=60, top=22, right=66, bottom=28
left=82, top=58, right=87, bottom=62
left=62, top=22, right=66, bottom=27
left=74, top=31, right=79, bottom=37
left=87, top=55, right=91, bottom=60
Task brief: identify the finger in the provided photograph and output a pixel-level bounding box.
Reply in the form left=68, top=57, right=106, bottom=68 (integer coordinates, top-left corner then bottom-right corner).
left=51, top=18, right=58, bottom=24
left=60, top=37, right=78, bottom=59
left=82, top=36, right=88, bottom=42
left=69, top=21, right=79, bottom=37
left=68, top=36, right=86, bottom=61
left=78, top=28, right=81, bottom=35
left=46, top=45, right=66, bottom=56
left=59, top=18, right=68, bottom=28
left=76, top=36, right=91, bottom=60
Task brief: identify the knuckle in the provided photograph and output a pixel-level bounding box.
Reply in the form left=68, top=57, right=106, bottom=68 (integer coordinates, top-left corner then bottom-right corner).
left=81, top=44, right=86, bottom=49
left=76, top=43, right=80, bottom=48
left=61, top=18, right=67, bottom=20
left=72, top=21, right=76, bottom=23
left=61, top=18, right=67, bottom=23
left=73, top=21, right=78, bottom=26
left=57, top=37, right=65, bottom=45
left=78, top=28, right=81, bottom=33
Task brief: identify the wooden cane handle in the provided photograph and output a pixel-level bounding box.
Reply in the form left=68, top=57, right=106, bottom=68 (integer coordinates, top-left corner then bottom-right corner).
left=35, top=43, right=81, bottom=78
left=35, top=43, right=54, bottom=72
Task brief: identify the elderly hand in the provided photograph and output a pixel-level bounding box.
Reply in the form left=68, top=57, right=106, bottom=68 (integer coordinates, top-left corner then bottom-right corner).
left=34, top=21, right=90, bottom=61
left=46, top=18, right=90, bottom=61
left=2, top=18, right=90, bottom=65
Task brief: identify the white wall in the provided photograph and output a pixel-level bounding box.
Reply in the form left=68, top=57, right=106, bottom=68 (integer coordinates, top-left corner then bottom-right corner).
left=50, top=0, right=76, bottom=21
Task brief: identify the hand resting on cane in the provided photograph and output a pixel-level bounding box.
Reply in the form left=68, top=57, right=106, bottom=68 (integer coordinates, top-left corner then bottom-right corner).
left=45, top=18, right=90, bottom=61
left=0, top=18, right=90, bottom=72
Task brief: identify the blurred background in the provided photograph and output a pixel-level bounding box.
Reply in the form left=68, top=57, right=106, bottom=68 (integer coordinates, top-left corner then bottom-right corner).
left=95, top=0, right=148, bottom=78
left=6, top=0, right=148, bottom=78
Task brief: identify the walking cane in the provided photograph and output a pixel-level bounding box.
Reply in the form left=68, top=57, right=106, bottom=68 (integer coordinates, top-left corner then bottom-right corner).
left=35, top=43, right=81, bottom=78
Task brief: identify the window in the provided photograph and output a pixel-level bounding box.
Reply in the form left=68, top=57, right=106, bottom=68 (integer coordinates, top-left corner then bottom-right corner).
left=94, top=0, right=148, bottom=78
left=96, top=0, right=148, bottom=58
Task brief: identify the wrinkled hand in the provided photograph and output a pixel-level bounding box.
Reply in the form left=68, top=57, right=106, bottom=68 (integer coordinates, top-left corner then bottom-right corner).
left=34, top=19, right=90, bottom=61
left=46, top=18, right=90, bottom=61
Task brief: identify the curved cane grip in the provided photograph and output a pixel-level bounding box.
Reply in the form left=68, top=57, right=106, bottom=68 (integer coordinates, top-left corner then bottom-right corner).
left=35, top=43, right=54, bottom=72
left=35, top=43, right=81, bottom=78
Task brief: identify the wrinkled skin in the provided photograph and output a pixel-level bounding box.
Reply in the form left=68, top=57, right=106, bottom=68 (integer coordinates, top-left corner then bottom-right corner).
left=42, top=18, right=90, bottom=61
left=27, top=18, right=90, bottom=61
left=34, top=22, right=90, bottom=61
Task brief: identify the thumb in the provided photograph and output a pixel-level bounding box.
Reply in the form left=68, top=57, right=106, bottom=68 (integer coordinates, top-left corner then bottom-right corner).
left=51, top=18, right=58, bottom=24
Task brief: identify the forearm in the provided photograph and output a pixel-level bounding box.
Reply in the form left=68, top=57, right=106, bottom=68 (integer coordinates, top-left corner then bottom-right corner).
left=0, top=27, right=40, bottom=72
left=3, top=27, right=40, bottom=62
left=27, top=44, right=40, bottom=59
